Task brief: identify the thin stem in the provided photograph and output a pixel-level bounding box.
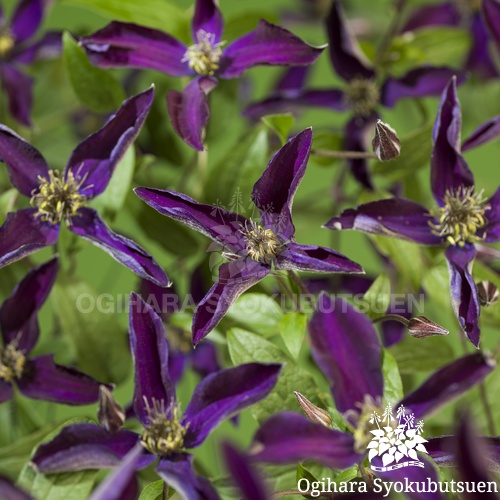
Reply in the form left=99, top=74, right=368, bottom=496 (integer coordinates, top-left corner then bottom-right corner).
left=372, top=314, right=410, bottom=327
left=358, top=461, right=373, bottom=489
left=274, top=274, right=301, bottom=312
left=162, top=481, right=169, bottom=500
left=313, top=149, right=377, bottom=160
left=288, top=271, right=316, bottom=311
left=375, top=0, right=408, bottom=65
left=479, top=382, right=496, bottom=436
left=194, top=148, right=208, bottom=198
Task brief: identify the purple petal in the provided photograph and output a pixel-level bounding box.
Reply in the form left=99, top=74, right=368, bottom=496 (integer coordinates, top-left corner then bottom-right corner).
left=325, top=1, right=375, bottom=81
left=31, top=423, right=151, bottom=473
left=0, top=380, right=13, bottom=404
left=169, top=352, right=187, bottom=385
left=68, top=207, right=169, bottom=287
left=0, top=209, right=59, bottom=268
left=401, top=2, right=460, bottom=31
left=462, top=115, right=500, bottom=151
left=192, top=259, right=270, bottom=345
left=251, top=128, right=311, bottom=240
left=431, top=76, right=473, bottom=204
left=167, top=76, right=217, bottom=151
left=221, top=443, right=267, bottom=500
left=191, top=341, right=220, bottom=378
left=11, top=0, right=43, bottom=43
left=81, top=22, right=191, bottom=77
left=192, top=0, right=224, bottom=43
left=1, top=65, right=33, bottom=127
left=134, top=187, right=248, bottom=253
left=445, top=244, right=481, bottom=347
left=275, top=66, right=310, bottom=91
left=250, top=412, right=361, bottom=469
left=89, top=444, right=142, bottom=500
left=325, top=198, right=442, bottom=245
left=17, top=354, right=103, bottom=405
left=66, top=87, right=154, bottom=199
left=483, top=187, right=500, bottom=242
left=156, top=454, right=219, bottom=500
left=219, top=20, right=324, bottom=79
left=182, top=362, right=281, bottom=448
left=13, top=32, right=62, bottom=64
left=0, top=476, right=32, bottom=500
left=129, top=293, right=175, bottom=425
left=277, top=242, right=364, bottom=274
left=0, top=125, right=48, bottom=196
left=0, top=257, right=58, bottom=353
left=483, top=0, right=500, bottom=50
left=381, top=67, right=465, bottom=108
left=309, top=294, right=383, bottom=415
left=398, top=352, right=494, bottom=419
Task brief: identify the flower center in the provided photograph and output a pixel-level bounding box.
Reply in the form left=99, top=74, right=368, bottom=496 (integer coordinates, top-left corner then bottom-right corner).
left=0, top=28, right=14, bottom=58
left=347, top=395, right=384, bottom=453
left=454, top=0, right=482, bottom=21
left=429, top=186, right=489, bottom=247
left=182, top=30, right=225, bottom=76
left=141, top=399, right=187, bottom=457
left=30, top=170, right=88, bottom=225
left=0, top=342, right=26, bottom=383
left=345, top=78, right=380, bottom=116
left=241, top=222, right=282, bottom=264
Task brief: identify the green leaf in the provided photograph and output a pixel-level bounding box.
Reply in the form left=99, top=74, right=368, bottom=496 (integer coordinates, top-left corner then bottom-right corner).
left=280, top=312, right=307, bottom=359
left=296, top=464, right=318, bottom=499
left=223, top=11, right=278, bottom=42
left=261, top=114, right=295, bottom=145
left=227, top=328, right=320, bottom=423
left=52, top=273, right=130, bottom=383
left=311, top=131, right=343, bottom=166
left=360, top=273, right=391, bottom=319
left=139, top=480, right=175, bottom=500
left=0, top=188, right=17, bottom=225
left=63, top=31, right=125, bottom=113
left=382, top=349, right=403, bottom=405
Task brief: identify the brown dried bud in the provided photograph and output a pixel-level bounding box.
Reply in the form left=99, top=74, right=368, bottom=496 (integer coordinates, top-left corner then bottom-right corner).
left=477, top=280, right=499, bottom=307
left=97, top=385, right=125, bottom=433
left=294, top=391, right=332, bottom=427
left=372, top=119, right=401, bottom=161
left=407, top=316, right=449, bottom=338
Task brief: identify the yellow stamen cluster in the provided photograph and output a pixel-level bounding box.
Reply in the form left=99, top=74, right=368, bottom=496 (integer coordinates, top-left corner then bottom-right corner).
left=0, top=29, right=14, bottom=58
left=182, top=30, right=225, bottom=76
left=241, top=221, right=282, bottom=264
left=141, top=399, right=187, bottom=456
left=348, top=395, right=384, bottom=454
left=345, top=78, right=380, bottom=116
left=0, top=342, right=26, bottom=383
left=30, top=170, right=88, bottom=225
left=429, top=186, right=489, bottom=247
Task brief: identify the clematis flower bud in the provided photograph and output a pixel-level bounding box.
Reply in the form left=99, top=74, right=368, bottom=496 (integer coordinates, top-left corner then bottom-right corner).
left=294, top=391, right=332, bottom=427
left=97, top=386, right=125, bottom=433
left=407, top=316, right=449, bottom=338
left=372, top=119, right=401, bottom=161
left=477, top=280, right=499, bottom=307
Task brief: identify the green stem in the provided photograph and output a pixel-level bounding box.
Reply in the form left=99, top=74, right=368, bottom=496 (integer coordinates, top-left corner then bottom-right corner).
left=274, top=274, right=301, bottom=312
left=375, top=0, right=408, bottom=65
left=372, top=314, right=409, bottom=327
left=288, top=271, right=316, bottom=311
left=479, top=381, right=496, bottom=436
left=313, top=149, right=377, bottom=160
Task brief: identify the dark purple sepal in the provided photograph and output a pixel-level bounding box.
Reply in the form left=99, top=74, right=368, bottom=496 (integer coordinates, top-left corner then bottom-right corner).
left=431, top=76, right=474, bottom=204
left=325, top=1, right=375, bottom=82
left=13, top=32, right=62, bottom=64
left=0, top=209, right=59, bottom=268
left=0, top=125, right=49, bottom=196
left=68, top=207, right=169, bottom=287
left=182, top=362, right=281, bottom=448
left=139, top=278, right=179, bottom=317
left=167, top=76, right=217, bottom=151
left=483, top=187, right=500, bottom=243
left=483, top=0, right=500, bottom=50
left=462, top=115, right=500, bottom=151
left=398, top=352, right=495, bottom=419
left=11, top=0, right=43, bottom=44
left=252, top=128, right=311, bottom=240
left=32, top=423, right=153, bottom=473
left=401, top=2, right=460, bottom=31
left=219, top=20, right=324, bottom=79
left=445, top=244, right=481, bottom=347
left=0, top=257, right=58, bottom=353
left=129, top=293, right=175, bottom=425
left=381, top=67, right=465, bottom=108
left=0, top=380, right=13, bottom=404
left=1, top=65, right=34, bottom=128
left=156, top=453, right=219, bottom=500
left=66, top=87, right=154, bottom=198
left=192, top=259, right=270, bottom=345
left=192, top=0, right=224, bottom=43
left=81, top=22, right=191, bottom=76
left=275, top=66, right=310, bottom=91
left=325, top=198, right=442, bottom=245
left=134, top=187, right=247, bottom=253
left=0, top=476, right=32, bottom=500
left=169, top=353, right=187, bottom=385
left=251, top=412, right=361, bottom=469
left=309, top=294, right=383, bottom=415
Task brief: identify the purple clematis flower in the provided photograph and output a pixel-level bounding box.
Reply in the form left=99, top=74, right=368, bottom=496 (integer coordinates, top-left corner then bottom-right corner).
left=245, top=0, right=462, bottom=188
left=0, top=87, right=169, bottom=287
left=402, top=0, right=500, bottom=80
left=135, top=128, right=363, bottom=345
left=0, top=0, right=61, bottom=126
left=31, top=293, right=282, bottom=500
left=80, top=0, right=324, bottom=151
left=0, top=257, right=105, bottom=405
left=326, top=76, right=500, bottom=347
left=0, top=475, right=32, bottom=500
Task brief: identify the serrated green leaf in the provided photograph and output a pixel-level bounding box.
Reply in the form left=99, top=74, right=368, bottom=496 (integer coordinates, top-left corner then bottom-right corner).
left=361, top=273, right=391, bottom=319
left=382, top=349, right=403, bottom=405
left=261, top=114, right=295, bottom=145
left=280, top=311, right=307, bottom=359
left=63, top=32, right=125, bottom=113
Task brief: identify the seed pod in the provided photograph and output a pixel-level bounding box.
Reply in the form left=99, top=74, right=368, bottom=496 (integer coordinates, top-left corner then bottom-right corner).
left=407, top=316, right=449, bottom=338
left=372, top=119, right=401, bottom=161
left=477, top=280, right=499, bottom=307
left=294, top=391, right=332, bottom=427
left=97, top=385, right=125, bottom=433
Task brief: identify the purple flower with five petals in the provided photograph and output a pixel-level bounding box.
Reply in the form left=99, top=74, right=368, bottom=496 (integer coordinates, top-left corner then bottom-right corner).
left=245, top=0, right=463, bottom=188
left=31, top=293, right=282, bottom=500
left=0, top=87, right=169, bottom=287
left=0, top=0, right=61, bottom=126
left=135, top=128, right=364, bottom=345
left=0, top=257, right=106, bottom=405
left=80, top=0, right=324, bottom=151
left=326, top=76, right=500, bottom=347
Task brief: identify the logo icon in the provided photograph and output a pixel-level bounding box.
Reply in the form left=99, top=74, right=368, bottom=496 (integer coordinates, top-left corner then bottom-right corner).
left=367, top=404, right=428, bottom=471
